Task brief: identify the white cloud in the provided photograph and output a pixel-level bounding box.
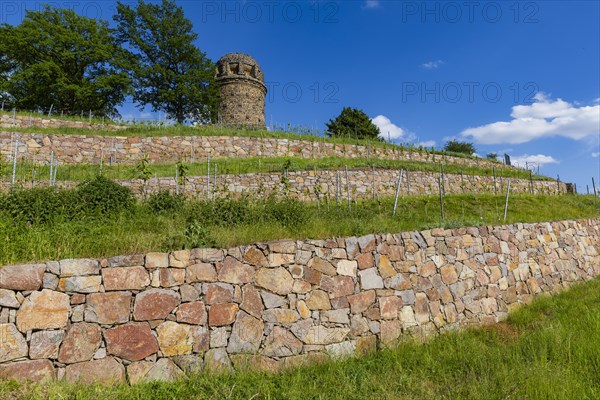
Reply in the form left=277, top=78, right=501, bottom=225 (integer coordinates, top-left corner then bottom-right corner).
left=461, top=93, right=600, bottom=144
left=363, top=0, right=380, bottom=9
left=592, top=152, right=599, bottom=158
left=417, top=140, right=436, bottom=148
left=509, top=154, right=559, bottom=167
left=372, top=115, right=405, bottom=141
left=421, top=60, right=445, bottom=69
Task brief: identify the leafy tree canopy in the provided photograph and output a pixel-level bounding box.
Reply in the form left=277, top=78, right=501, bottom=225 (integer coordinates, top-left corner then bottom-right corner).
left=325, top=107, right=381, bottom=140
left=0, top=6, right=130, bottom=117
left=486, top=152, right=498, bottom=160
left=444, top=140, right=476, bottom=155
left=115, top=0, right=219, bottom=124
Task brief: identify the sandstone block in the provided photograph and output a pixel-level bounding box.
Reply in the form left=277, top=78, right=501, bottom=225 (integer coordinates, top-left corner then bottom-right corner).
left=440, top=265, right=459, bottom=285
left=59, top=259, right=99, bottom=277
left=107, top=254, right=145, bottom=268
left=0, top=289, right=19, bottom=308
left=205, top=283, right=233, bottom=304
left=145, top=252, right=169, bottom=269
left=159, top=268, right=186, bottom=287
left=336, top=260, right=358, bottom=277
left=302, top=326, right=350, bottom=345
left=169, top=250, right=190, bottom=268
left=105, top=322, right=158, bottom=361
left=240, top=285, right=263, bottom=318
left=156, top=321, right=198, bottom=357
left=306, top=290, right=331, bottom=310
left=57, top=276, right=101, bottom=293
left=16, top=290, right=70, bottom=332
left=227, top=311, right=265, bottom=353
left=359, top=268, right=384, bottom=290
left=262, top=326, right=303, bottom=357
left=0, top=264, right=45, bottom=291
left=376, top=255, right=396, bottom=279
left=186, top=263, right=217, bottom=283
left=231, top=354, right=280, bottom=373
left=85, top=292, right=131, bottom=324
left=263, top=309, right=300, bottom=325
left=218, top=256, right=255, bottom=284
left=0, top=359, right=55, bottom=383
left=29, top=330, right=64, bottom=360
left=321, top=275, right=355, bottom=298
left=243, top=246, right=268, bottom=267
left=255, top=268, right=293, bottom=295
left=102, top=267, right=150, bottom=291
left=58, top=322, right=102, bottom=364
left=0, top=323, right=28, bottom=363
left=209, top=303, right=239, bottom=326
left=133, top=289, right=180, bottom=321
left=176, top=302, right=206, bottom=325
left=307, top=257, right=336, bottom=276
left=379, top=296, right=403, bottom=319
left=348, top=290, right=376, bottom=314
left=380, top=320, right=402, bottom=345
left=204, top=348, right=232, bottom=372
left=65, top=357, right=125, bottom=384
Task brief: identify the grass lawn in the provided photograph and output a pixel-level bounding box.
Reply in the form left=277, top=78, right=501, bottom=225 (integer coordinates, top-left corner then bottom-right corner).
left=2, top=274, right=600, bottom=399
left=1, top=193, right=598, bottom=265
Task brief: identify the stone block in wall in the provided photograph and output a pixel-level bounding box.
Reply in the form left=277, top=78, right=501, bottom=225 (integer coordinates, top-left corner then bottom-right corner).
left=104, top=323, right=158, bottom=362
left=102, top=267, right=150, bottom=291
left=133, top=289, right=180, bottom=321
left=0, top=359, right=55, bottom=383
left=64, top=357, right=126, bottom=384
left=58, top=322, right=102, bottom=364
left=16, top=290, right=69, bottom=332
left=85, top=292, right=132, bottom=324
left=0, top=264, right=45, bottom=291
left=0, top=323, right=28, bottom=362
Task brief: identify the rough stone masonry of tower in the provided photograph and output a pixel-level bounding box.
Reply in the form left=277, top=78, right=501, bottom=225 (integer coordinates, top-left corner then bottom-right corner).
left=216, top=53, right=267, bottom=129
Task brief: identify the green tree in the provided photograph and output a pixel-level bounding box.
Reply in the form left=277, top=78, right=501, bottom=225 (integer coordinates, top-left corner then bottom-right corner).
left=325, top=107, right=381, bottom=141
left=115, top=0, right=219, bottom=124
left=444, top=140, right=476, bottom=155
left=0, top=6, right=130, bottom=117
left=486, top=152, right=498, bottom=160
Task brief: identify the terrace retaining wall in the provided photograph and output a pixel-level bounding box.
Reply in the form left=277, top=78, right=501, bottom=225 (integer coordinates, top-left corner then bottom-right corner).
left=1, top=131, right=512, bottom=169
left=0, top=219, right=598, bottom=384
left=2, top=169, right=566, bottom=199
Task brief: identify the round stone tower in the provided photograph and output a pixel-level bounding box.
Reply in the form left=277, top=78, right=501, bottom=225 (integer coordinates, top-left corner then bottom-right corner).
left=216, top=53, right=267, bottom=129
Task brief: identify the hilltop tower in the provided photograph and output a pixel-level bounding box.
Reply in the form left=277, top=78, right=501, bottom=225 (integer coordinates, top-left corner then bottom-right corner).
left=216, top=53, right=267, bottom=129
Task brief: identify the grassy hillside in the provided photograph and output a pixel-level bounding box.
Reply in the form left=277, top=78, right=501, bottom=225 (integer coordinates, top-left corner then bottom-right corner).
left=1, top=190, right=598, bottom=265
left=2, top=156, right=547, bottom=183
left=3, top=274, right=600, bottom=399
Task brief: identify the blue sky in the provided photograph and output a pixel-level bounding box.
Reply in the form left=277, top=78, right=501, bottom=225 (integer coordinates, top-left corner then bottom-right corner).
left=2, top=0, right=599, bottom=192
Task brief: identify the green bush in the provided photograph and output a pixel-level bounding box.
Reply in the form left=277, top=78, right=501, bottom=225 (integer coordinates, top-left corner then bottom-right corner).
left=264, top=196, right=308, bottom=228
left=0, top=187, right=77, bottom=224
left=147, top=191, right=185, bottom=213
left=76, top=175, right=135, bottom=216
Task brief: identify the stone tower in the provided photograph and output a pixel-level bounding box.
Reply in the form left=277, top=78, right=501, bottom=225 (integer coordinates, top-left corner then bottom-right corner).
left=216, top=53, right=267, bottom=129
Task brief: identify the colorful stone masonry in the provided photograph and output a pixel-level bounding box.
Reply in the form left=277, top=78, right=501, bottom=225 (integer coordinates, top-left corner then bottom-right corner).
left=0, top=114, right=124, bottom=132
left=1, top=130, right=511, bottom=169
left=1, top=219, right=598, bottom=384
left=3, top=169, right=566, bottom=200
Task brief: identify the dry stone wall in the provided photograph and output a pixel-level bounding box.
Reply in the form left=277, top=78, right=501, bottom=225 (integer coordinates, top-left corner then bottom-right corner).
left=3, top=169, right=565, bottom=199
left=0, top=115, right=124, bottom=132
left=1, top=131, right=511, bottom=170
left=1, top=219, right=598, bottom=384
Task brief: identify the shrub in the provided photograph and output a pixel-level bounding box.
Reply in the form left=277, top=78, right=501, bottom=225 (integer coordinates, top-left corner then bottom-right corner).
left=264, top=196, right=308, bottom=228
left=76, top=176, right=135, bottom=216
left=0, top=187, right=77, bottom=224
left=147, top=191, right=185, bottom=213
